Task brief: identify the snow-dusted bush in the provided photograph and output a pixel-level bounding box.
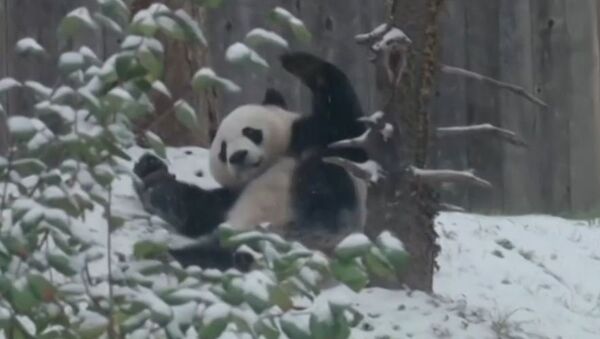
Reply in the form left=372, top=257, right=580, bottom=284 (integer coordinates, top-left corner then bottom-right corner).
left=0, top=1, right=408, bottom=337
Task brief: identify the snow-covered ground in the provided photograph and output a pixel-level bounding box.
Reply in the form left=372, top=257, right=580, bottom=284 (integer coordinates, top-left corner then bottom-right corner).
left=95, top=147, right=600, bottom=338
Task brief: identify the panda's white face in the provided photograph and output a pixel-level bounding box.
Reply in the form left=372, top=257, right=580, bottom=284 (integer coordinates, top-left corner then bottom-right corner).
left=209, top=104, right=298, bottom=188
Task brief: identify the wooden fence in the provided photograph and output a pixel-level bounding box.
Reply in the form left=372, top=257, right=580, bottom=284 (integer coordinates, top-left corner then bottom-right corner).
left=2, top=0, right=600, bottom=214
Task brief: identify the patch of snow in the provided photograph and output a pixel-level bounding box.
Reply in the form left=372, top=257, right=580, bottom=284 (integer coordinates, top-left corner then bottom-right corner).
left=225, top=42, right=269, bottom=68
left=245, top=28, right=289, bottom=49
left=79, top=144, right=600, bottom=339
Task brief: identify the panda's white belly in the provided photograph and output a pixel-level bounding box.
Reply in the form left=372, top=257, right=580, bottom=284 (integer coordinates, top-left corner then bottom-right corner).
left=226, top=157, right=297, bottom=231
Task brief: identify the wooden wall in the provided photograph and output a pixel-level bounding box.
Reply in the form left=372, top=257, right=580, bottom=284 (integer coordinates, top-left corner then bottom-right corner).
left=2, top=0, right=600, bottom=215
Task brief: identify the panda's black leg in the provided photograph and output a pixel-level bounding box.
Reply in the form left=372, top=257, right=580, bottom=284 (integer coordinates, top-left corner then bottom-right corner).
left=133, top=153, right=238, bottom=238
left=169, top=243, right=254, bottom=271
left=291, top=155, right=361, bottom=233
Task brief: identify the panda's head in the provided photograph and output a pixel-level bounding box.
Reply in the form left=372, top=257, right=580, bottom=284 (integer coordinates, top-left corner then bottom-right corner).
left=209, top=103, right=298, bottom=188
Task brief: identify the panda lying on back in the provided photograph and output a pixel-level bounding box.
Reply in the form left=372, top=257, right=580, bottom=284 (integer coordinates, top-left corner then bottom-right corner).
left=134, top=52, right=369, bottom=269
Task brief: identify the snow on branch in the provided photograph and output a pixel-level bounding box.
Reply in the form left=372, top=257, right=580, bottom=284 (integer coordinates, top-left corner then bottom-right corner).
left=356, top=24, right=411, bottom=85
left=440, top=64, right=548, bottom=108
left=355, top=23, right=391, bottom=45
left=323, top=157, right=385, bottom=184
left=437, top=123, right=527, bottom=147
left=410, top=167, right=492, bottom=189
left=438, top=203, right=466, bottom=212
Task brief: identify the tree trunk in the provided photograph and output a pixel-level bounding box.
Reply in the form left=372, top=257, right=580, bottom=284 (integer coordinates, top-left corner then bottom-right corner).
left=130, top=0, right=216, bottom=147
left=365, top=0, right=443, bottom=291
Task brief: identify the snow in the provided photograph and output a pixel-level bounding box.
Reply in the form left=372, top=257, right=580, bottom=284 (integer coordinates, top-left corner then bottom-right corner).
left=191, top=67, right=241, bottom=93
left=7, top=116, right=36, bottom=137
left=68, top=146, right=600, bottom=338
left=0, top=77, right=21, bottom=93
left=245, top=28, right=289, bottom=49
left=202, top=302, right=230, bottom=325
left=225, top=42, right=269, bottom=68
left=15, top=37, right=45, bottom=55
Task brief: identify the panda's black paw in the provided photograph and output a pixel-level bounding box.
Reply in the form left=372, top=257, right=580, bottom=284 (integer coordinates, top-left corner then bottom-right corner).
left=134, top=153, right=168, bottom=180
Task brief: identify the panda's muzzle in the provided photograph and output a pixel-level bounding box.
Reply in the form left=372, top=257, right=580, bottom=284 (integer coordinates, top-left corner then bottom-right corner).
left=229, top=150, right=262, bottom=168
left=229, top=150, right=248, bottom=165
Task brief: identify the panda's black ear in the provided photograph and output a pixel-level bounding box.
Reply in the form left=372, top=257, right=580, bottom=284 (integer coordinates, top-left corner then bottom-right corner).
left=262, top=88, right=287, bottom=109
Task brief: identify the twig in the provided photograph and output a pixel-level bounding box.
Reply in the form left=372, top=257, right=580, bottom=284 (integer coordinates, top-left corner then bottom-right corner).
left=437, top=123, right=527, bottom=147
left=106, top=186, right=116, bottom=338
left=440, top=64, right=548, bottom=108
left=0, top=145, right=14, bottom=210
left=410, top=166, right=492, bottom=188
left=438, top=203, right=465, bottom=212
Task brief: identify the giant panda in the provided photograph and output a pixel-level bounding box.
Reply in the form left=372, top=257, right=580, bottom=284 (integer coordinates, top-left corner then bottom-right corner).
left=134, top=52, right=369, bottom=269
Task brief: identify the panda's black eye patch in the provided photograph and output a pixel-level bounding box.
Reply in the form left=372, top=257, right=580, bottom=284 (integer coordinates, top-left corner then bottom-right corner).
left=242, top=127, right=263, bottom=145
left=219, top=141, right=227, bottom=163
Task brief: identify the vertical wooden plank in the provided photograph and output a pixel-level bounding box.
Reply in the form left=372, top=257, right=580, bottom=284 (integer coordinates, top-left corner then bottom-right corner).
left=5, top=0, right=100, bottom=117
left=0, top=0, right=7, bottom=155
left=565, top=0, right=600, bottom=212
left=527, top=0, right=571, bottom=213
left=205, top=0, right=381, bottom=122
left=497, top=0, right=538, bottom=212
left=464, top=0, right=503, bottom=211
left=431, top=0, right=469, bottom=208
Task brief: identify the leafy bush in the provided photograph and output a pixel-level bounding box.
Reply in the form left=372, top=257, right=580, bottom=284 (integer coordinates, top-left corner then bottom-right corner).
left=0, top=1, right=408, bottom=337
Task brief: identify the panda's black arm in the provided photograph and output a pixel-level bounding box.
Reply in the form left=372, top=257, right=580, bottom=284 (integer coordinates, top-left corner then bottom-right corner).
left=134, top=153, right=238, bottom=238
left=281, top=52, right=368, bottom=162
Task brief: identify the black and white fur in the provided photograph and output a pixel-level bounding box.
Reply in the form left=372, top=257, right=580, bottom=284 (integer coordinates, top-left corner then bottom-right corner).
left=134, top=52, right=368, bottom=269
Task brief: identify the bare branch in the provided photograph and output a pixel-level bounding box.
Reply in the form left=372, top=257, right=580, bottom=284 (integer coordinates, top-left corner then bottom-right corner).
left=440, top=64, right=548, bottom=108
left=324, top=157, right=385, bottom=184
left=355, top=23, right=391, bottom=45
left=437, top=123, right=527, bottom=147
left=410, top=166, right=492, bottom=189
left=438, top=203, right=466, bottom=212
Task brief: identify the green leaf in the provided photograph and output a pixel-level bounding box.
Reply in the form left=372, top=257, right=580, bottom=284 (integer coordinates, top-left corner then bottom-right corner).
left=191, top=68, right=240, bottom=93
left=145, top=131, right=167, bottom=159
left=159, top=9, right=206, bottom=46
left=10, top=284, right=41, bottom=314
left=133, top=240, right=168, bottom=260
left=137, top=45, right=163, bottom=79
left=226, top=42, right=269, bottom=69
left=121, top=310, right=151, bottom=333
left=364, top=246, right=396, bottom=280
left=115, top=52, right=147, bottom=81
left=131, top=10, right=158, bottom=36
left=93, top=164, right=115, bottom=186
left=290, top=17, right=312, bottom=43
left=0, top=77, right=22, bottom=94
left=156, top=16, right=186, bottom=40
left=28, top=275, right=56, bottom=302
left=12, top=159, right=47, bottom=176
left=376, top=231, right=409, bottom=272
left=174, top=100, right=199, bottom=131
left=98, top=0, right=129, bottom=24
left=270, top=285, right=294, bottom=311
left=334, top=233, right=372, bottom=260
left=199, top=303, right=229, bottom=339
left=254, top=317, right=280, bottom=339
left=25, top=81, right=52, bottom=99
left=269, top=7, right=311, bottom=43
left=330, top=259, right=369, bottom=292
left=8, top=116, right=37, bottom=142
left=281, top=315, right=311, bottom=339
left=245, top=28, right=289, bottom=49
left=58, top=52, right=85, bottom=74
left=15, top=37, right=46, bottom=56
left=48, top=253, right=78, bottom=276
left=93, top=12, right=123, bottom=35
left=20, top=208, right=44, bottom=233
left=151, top=80, right=172, bottom=98
left=58, top=7, right=98, bottom=38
